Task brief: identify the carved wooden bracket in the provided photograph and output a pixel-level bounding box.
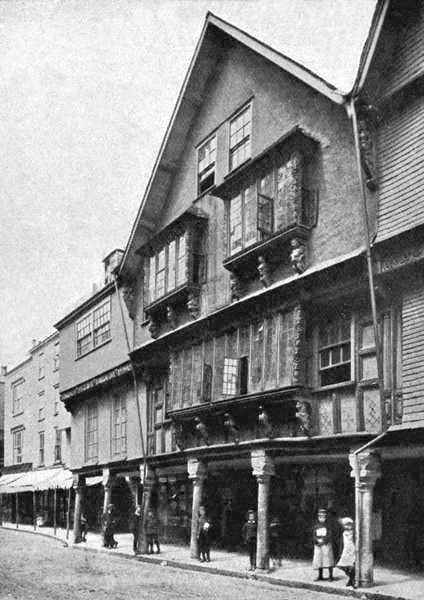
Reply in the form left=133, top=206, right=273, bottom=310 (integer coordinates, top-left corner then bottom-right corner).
left=147, top=315, right=160, bottom=339
left=223, top=412, right=239, bottom=444
left=194, top=417, right=209, bottom=445
left=187, top=292, right=200, bottom=319
left=292, top=304, right=306, bottom=386
left=229, top=272, right=242, bottom=302
left=295, top=399, right=312, bottom=436
left=257, top=405, right=273, bottom=438
left=166, top=305, right=177, bottom=329
left=171, top=421, right=185, bottom=451
left=122, top=284, right=136, bottom=320
left=290, top=238, right=307, bottom=274
left=257, top=255, right=272, bottom=286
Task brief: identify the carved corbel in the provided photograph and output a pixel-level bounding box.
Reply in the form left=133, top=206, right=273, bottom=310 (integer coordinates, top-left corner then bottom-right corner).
left=171, top=421, right=185, bottom=451
left=166, top=305, right=177, bottom=329
left=295, top=400, right=312, bottom=436
left=258, top=255, right=271, bottom=287
left=258, top=405, right=273, bottom=438
left=223, top=412, right=239, bottom=444
left=290, top=238, right=307, bottom=274
left=187, top=292, right=200, bottom=319
left=194, top=417, right=209, bottom=446
left=229, top=273, right=242, bottom=302
left=147, top=315, right=160, bottom=339
left=122, top=284, right=136, bottom=320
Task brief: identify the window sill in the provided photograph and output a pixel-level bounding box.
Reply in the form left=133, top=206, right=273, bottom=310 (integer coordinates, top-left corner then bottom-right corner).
left=313, top=381, right=356, bottom=393
left=194, top=184, right=216, bottom=203
left=75, top=337, right=112, bottom=361
left=145, top=283, right=200, bottom=317
left=12, top=411, right=24, bottom=418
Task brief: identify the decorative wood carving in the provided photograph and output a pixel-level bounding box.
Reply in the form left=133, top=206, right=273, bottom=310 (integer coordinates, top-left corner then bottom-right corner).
left=258, top=405, right=273, bottom=438
left=187, top=292, right=200, bottom=319
left=122, top=284, right=136, bottom=320
left=147, top=315, right=160, bottom=339
left=357, top=103, right=378, bottom=191
left=290, top=238, right=306, bottom=274
left=223, top=412, right=239, bottom=444
left=166, top=305, right=177, bottom=329
left=229, top=273, right=242, bottom=301
left=257, top=255, right=271, bottom=286
left=292, top=304, right=306, bottom=385
left=194, top=417, right=209, bottom=445
left=295, top=400, right=312, bottom=436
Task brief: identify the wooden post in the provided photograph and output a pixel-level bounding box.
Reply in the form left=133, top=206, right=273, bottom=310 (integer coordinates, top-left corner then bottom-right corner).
left=53, top=487, right=57, bottom=536
left=188, top=458, right=207, bottom=559
left=72, top=474, right=85, bottom=544
left=33, top=490, right=37, bottom=531
left=251, top=449, right=275, bottom=571
left=15, top=493, right=19, bottom=529
left=66, top=486, right=71, bottom=541
left=350, top=450, right=381, bottom=587
left=137, top=465, right=156, bottom=554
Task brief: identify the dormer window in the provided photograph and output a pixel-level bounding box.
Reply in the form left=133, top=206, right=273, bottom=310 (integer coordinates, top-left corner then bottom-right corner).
left=198, top=135, right=216, bottom=195
left=229, top=103, right=252, bottom=171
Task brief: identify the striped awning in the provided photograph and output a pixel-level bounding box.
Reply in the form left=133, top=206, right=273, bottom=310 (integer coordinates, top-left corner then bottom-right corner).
left=0, top=468, right=73, bottom=493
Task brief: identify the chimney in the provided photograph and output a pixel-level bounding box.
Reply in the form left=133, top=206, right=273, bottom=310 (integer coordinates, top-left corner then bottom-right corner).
left=32, top=339, right=38, bottom=347
left=103, top=249, right=124, bottom=285
left=1, top=365, right=7, bottom=376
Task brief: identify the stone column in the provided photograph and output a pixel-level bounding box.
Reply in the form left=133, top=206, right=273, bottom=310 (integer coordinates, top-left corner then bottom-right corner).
left=349, top=450, right=381, bottom=587
left=72, top=474, right=85, bottom=544
left=251, top=449, right=275, bottom=571
left=102, top=468, right=113, bottom=513
left=137, top=464, right=156, bottom=554
left=188, top=458, right=207, bottom=559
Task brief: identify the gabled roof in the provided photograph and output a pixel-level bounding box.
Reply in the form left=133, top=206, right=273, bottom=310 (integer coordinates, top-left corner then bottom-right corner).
left=119, top=12, right=349, bottom=280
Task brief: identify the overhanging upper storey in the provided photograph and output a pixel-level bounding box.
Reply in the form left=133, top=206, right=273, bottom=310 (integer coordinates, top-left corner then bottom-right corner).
left=213, top=127, right=319, bottom=278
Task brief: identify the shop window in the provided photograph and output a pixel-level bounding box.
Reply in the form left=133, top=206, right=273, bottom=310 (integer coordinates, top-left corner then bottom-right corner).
left=229, top=103, right=252, bottom=171
left=319, top=316, right=351, bottom=386
left=198, top=135, right=216, bottom=194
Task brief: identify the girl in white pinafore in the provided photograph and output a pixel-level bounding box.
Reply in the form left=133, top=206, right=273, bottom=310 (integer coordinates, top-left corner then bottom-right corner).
left=337, top=517, right=356, bottom=587
left=312, top=508, right=334, bottom=581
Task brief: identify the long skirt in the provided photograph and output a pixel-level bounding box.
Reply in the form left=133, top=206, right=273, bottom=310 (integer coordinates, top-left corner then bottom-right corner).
left=313, top=543, right=335, bottom=569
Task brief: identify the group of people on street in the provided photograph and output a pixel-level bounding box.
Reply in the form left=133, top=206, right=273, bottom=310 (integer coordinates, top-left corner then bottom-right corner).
left=86, top=502, right=356, bottom=585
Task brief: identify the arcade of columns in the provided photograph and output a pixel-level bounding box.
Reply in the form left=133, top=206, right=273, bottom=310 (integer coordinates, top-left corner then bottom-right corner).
left=71, top=448, right=381, bottom=586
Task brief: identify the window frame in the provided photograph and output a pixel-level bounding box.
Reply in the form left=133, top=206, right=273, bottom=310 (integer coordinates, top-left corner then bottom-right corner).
left=112, top=395, right=127, bottom=456
left=229, top=102, right=252, bottom=172
left=38, top=352, right=45, bottom=379
left=197, top=134, right=217, bottom=195
left=85, top=402, right=98, bottom=461
left=39, top=431, right=45, bottom=466
left=53, top=342, right=60, bottom=371
left=54, top=428, right=62, bottom=464
left=317, top=315, right=353, bottom=388
left=12, top=428, right=24, bottom=464
left=12, top=379, right=24, bottom=415
left=76, top=298, right=111, bottom=359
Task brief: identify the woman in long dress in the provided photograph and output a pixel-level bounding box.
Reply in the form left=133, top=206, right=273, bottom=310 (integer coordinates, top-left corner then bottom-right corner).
left=337, top=517, right=356, bottom=587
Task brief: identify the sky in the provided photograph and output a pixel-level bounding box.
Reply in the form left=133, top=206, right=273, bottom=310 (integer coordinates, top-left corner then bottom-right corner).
left=0, top=0, right=377, bottom=369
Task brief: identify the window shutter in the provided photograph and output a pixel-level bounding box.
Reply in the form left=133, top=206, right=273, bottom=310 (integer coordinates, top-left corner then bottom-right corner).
left=229, top=194, right=243, bottom=254
left=243, top=183, right=257, bottom=247
left=275, top=151, right=303, bottom=231
left=148, top=254, right=156, bottom=303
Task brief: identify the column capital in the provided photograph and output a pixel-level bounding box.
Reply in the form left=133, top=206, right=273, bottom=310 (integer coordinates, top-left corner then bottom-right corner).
left=139, top=464, right=155, bottom=487
left=251, top=448, right=275, bottom=478
left=187, top=458, right=207, bottom=481
left=349, top=449, right=381, bottom=489
left=102, top=468, right=112, bottom=488
left=72, top=473, right=85, bottom=490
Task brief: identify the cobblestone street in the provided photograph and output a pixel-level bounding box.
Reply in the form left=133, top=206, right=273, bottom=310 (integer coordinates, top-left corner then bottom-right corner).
left=0, top=529, right=351, bottom=600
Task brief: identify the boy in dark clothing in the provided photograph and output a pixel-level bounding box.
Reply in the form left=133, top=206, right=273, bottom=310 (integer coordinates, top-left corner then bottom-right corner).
left=242, top=510, right=257, bottom=571
left=269, top=516, right=282, bottom=568
left=131, top=505, right=142, bottom=554
left=102, top=504, right=118, bottom=549
left=145, top=509, right=160, bottom=554
left=197, top=505, right=212, bottom=562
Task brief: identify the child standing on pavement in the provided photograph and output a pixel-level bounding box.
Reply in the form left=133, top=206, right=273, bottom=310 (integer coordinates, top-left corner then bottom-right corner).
left=337, top=517, right=355, bottom=587
left=312, top=508, right=335, bottom=581
left=197, top=505, right=212, bottom=562
left=145, top=509, right=160, bottom=554
left=242, top=510, right=257, bottom=571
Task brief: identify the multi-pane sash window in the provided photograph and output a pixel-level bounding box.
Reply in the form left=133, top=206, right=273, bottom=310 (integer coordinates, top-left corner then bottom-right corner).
left=54, top=428, right=62, bottom=463
left=86, top=403, right=98, bottom=460
left=38, top=353, right=45, bottom=379
left=228, top=152, right=310, bottom=257
left=319, top=316, right=351, bottom=386
left=198, top=135, right=216, bottom=194
left=230, top=104, right=252, bottom=171
left=222, top=358, right=240, bottom=396
left=13, top=429, right=23, bottom=464
left=39, top=431, right=45, bottom=466
left=112, top=396, right=127, bottom=455
left=76, top=299, right=111, bottom=357
left=12, top=380, right=24, bottom=414
left=147, top=234, right=187, bottom=304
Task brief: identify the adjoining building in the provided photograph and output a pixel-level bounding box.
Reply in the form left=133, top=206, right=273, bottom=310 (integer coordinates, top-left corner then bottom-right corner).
left=54, top=250, right=142, bottom=542
left=0, top=332, right=72, bottom=531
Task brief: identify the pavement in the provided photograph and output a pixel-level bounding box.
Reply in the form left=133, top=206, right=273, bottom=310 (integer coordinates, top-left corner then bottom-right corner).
left=2, top=521, right=424, bottom=600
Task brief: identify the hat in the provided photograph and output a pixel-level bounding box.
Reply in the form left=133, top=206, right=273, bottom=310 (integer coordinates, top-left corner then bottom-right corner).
left=341, top=517, right=353, bottom=527
left=317, top=508, right=327, bottom=516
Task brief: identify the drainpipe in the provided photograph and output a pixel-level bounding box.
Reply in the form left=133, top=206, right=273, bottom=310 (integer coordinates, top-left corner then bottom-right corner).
left=113, top=275, right=147, bottom=493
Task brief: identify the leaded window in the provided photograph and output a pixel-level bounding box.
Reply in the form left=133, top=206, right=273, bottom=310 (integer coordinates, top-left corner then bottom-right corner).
left=198, top=135, right=216, bottom=194
left=230, top=104, right=252, bottom=171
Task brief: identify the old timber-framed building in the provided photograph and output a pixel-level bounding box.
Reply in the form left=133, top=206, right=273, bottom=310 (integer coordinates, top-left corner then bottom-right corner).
left=116, top=7, right=408, bottom=585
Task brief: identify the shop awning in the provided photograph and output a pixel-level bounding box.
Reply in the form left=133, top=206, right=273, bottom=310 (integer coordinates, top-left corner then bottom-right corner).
left=0, top=468, right=73, bottom=494
left=86, top=475, right=103, bottom=486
